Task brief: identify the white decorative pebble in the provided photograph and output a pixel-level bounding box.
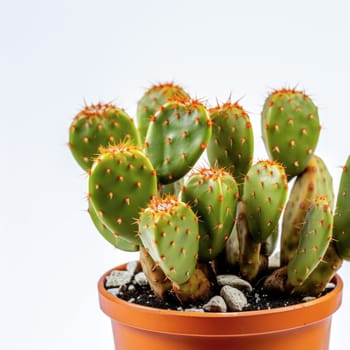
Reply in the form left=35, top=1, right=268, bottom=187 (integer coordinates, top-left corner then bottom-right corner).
left=302, top=296, right=316, bottom=302
left=185, top=308, right=205, bottom=313
left=134, top=272, right=149, bottom=286
left=105, top=270, right=133, bottom=288
left=216, top=275, right=253, bottom=292
left=326, top=282, right=336, bottom=290
left=203, top=296, right=227, bottom=312
left=107, top=287, right=122, bottom=297
left=126, top=261, right=140, bottom=275
left=220, top=285, right=248, bottom=311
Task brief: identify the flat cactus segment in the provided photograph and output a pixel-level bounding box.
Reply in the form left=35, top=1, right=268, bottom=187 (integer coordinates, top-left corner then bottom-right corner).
left=281, top=155, right=334, bottom=265
left=181, top=168, right=239, bottom=261
left=88, top=202, right=139, bottom=252
left=293, top=242, right=343, bottom=296
left=334, top=155, right=350, bottom=260
left=242, top=160, right=288, bottom=243
left=207, top=101, right=254, bottom=186
left=287, top=197, right=333, bottom=287
left=139, top=196, right=199, bottom=285
left=69, top=103, right=140, bottom=171
left=88, top=144, right=158, bottom=244
left=261, top=89, right=320, bottom=179
left=136, top=82, right=190, bottom=141
left=145, top=99, right=212, bottom=184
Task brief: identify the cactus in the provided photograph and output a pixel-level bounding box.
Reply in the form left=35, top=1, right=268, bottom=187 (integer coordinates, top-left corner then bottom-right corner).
left=69, top=82, right=350, bottom=307
left=280, top=155, right=334, bottom=265
left=181, top=168, right=239, bottom=261
left=242, top=160, right=288, bottom=243
left=144, top=98, right=212, bottom=184
left=334, top=156, right=350, bottom=260
left=69, top=103, right=140, bottom=171
left=261, top=89, right=321, bottom=179
left=138, top=196, right=200, bottom=285
left=207, top=101, right=254, bottom=188
left=137, top=82, right=190, bottom=141
left=88, top=144, right=158, bottom=244
left=287, top=197, right=333, bottom=287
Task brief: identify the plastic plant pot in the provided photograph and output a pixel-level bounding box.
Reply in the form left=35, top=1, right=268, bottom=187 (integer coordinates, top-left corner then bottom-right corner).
left=98, top=264, right=343, bottom=350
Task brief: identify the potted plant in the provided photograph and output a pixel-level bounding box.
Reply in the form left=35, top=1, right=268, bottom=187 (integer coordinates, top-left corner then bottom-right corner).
left=68, top=83, right=349, bottom=350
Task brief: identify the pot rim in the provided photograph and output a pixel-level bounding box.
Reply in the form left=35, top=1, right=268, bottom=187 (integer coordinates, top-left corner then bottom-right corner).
left=98, top=263, right=343, bottom=336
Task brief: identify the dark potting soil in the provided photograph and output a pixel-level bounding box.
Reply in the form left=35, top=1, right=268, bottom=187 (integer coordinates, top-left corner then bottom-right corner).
left=112, top=279, right=329, bottom=312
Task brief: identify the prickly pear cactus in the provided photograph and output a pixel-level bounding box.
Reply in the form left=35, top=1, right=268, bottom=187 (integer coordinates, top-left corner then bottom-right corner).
left=88, top=202, right=139, bottom=252
left=261, top=89, right=321, bottom=179
left=136, top=82, right=190, bottom=141
left=287, top=197, right=333, bottom=287
left=293, top=242, right=342, bottom=296
left=281, top=155, right=334, bottom=265
left=242, top=160, right=288, bottom=243
left=334, top=156, right=350, bottom=260
left=139, top=196, right=200, bottom=285
left=181, top=168, right=239, bottom=261
left=207, top=101, right=254, bottom=187
left=88, top=144, right=158, bottom=244
left=145, top=99, right=212, bottom=184
left=69, top=103, right=140, bottom=171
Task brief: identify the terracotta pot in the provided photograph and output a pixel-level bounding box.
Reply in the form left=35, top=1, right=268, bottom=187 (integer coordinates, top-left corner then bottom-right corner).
left=98, top=264, right=343, bottom=350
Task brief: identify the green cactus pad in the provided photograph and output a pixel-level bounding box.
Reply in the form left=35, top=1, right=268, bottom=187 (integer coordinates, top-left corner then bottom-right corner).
left=281, top=155, right=334, bottom=265
left=181, top=168, right=239, bottom=261
left=293, top=242, right=342, bottom=296
left=136, top=82, right=190, bottom=141
left=334, top=155, right=350, bottom=260
left=242, top=160, right=288, bottom=243
left=88, top=202, right=139, bottom=252
left=69, top=103, right=140, bottom=171
left=139, top=196, right=199, bottom=285
left=88, top=144, right=158, bottom=244
left=287, top=197, right=333, bottom=287
left=207, top=101, right=254, bottom=186
left=261, top=89, right=321, bottom=179
left=145, top=99, right=212, bottom=184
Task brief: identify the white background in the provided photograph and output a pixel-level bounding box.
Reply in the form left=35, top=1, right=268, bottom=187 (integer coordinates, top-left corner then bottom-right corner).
left=1, top=0, right=350, bottom=349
